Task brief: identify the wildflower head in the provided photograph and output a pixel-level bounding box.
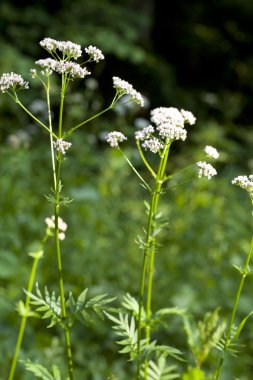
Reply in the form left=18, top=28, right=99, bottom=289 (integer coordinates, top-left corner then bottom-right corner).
left=112, top=76, right=144, bottom=107
left=134, top=107, right=195, bottom=154
left=0, top=72, right=29, bottom=93
left=53, top=139, right=72, bottom=155
left=197, top=161, right=217, bottom=180
left=106, top=131, right=127, bottom=148
left=35, top=59, right=91, bottom=79
left=142, top=138, right=164, bottom=153
left=85, top=45, right=104, bottom=62
left=180, top=109, right=196, bottom=125
left=45, top=215, right=67, bottom=240
left=135, top=125, right=154, bottom=141
left=204, top=145, right=219, bottom=159
left=231, top=175, right=253, bottom=193
left=40, top=38, right=82, bottom=59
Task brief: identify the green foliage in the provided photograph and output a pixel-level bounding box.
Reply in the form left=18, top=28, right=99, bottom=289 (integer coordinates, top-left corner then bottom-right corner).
left=21, top=360, right=62, bottom=380
left=26, top=284, right=115, bottom=330
left=105, top=312, right=142, bottom=360
left=183, top=309, right=226, bottom=367
left=68, top=289, right=116, bottom=326
left=182, top=367, right=205, bottom=380
left=141, top=357, right=180, bottom=380
left=25, top=283, right=63, bottom=329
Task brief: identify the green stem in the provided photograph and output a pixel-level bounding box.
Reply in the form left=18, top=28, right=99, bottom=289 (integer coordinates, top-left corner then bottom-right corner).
left=54, top=158, right=74, bottom=380
left=46, top=77, right=57, bottom=188
left=8, top=241, right=45, bottom=380
left=214, top=233, right=253, bottom=380
left=62, top=104, right=114, bottom=139
left=16, top=100, right=57, bottom=139
left=119, top=148, right=151, bottom=192
left=136, top=140, right=156, bottom=179
left=58, top=75, right=66, bottom=138
left=136, top=143, right=170, bottom=379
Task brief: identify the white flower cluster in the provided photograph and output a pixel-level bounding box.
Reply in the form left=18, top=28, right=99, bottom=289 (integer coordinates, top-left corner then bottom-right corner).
left=85, top=45, right=104, bottom=62
left=151, top=107, right=196, bottom=128
left=53, top=139, right=72, bottom=154
left=204, top=145, right=219, bottom=159
left=135, top=107, right=196, bottom=154
left=0, top=72, right=29, bottom=93
left=157, top=123, right=187, bottom=141
left=35, top=59, right=91, bottom=78
left=231, top=175, right=253, bottom=192
left=135, top=125, right=154, bottom=141
left=142, top=138, right=164, bottom=153
left=40, top=38, right=82, bottom=59
left=45, top=215, right=67, bottom=240
left=112, top=76, right=144, bottom=107
left=197, top=161, right=217, bottom=180
left=106, top=131, right=127, bottom=148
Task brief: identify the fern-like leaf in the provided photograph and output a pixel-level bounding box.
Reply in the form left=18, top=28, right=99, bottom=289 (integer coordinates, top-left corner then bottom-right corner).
left=105, top=312, right=146, bottom=360
left=21, top=360, right=61, bottom=380
left=67, top=289, right=115, bottom=326
left=25, top=283, right=63, bottom=328
left=141, top=357, right=180, bottom=380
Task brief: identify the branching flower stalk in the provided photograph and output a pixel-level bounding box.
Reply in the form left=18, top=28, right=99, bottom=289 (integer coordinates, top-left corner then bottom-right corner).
left=137, top=142, right=171, bottom=378
left=0, top=37, right=144, bottom=379
left=105, top=108, right=220, bottom=379
left=214, top=176, right=253, bottom=380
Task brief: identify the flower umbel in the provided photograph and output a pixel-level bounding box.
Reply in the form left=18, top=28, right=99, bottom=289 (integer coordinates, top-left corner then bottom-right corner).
left=142, top=138, right=164, bottom=153
left=40, top=38, right=82, bottom=59
left=53, top=139, right=72, bottom=154
left=112, top=76, right=144, bottom=107
left=106, top=131, right=127, bottom=148
left=85, top=45, right=104, bottom=62
left=232, top=175, right=253, bottom=193
left=204, top=145, right=219, bottom=159
left=0, top=72, right=29, bottom=93
left=197, top=161, right=217, bottom=180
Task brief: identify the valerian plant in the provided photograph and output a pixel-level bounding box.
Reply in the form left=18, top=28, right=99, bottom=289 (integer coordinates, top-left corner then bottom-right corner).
left=213, top=175, right=253, bottom=380
left=0, top=37, right=144, bottom=380
left=105, top=107, right=219, bottom=379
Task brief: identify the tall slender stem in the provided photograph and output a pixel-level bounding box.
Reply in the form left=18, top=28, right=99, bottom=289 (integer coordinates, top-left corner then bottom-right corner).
left=214, top=233, right=253, bottom=380
left=16, top=100, right=57, bottom=138
left=46, top=77, right=56, bottom=188
left=136, top=143, right=170, bottom=379
left=8, top=243, right=45, bottom=380
left=54, top=157, right=74, bottom=379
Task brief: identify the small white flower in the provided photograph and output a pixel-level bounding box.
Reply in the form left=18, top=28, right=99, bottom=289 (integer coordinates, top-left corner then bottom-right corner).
left=231, top=175, right=253, bottom=192
left=45, top=215, right=68, bottom=240
left=0, top=72, right=29, bottom=93
left=106, top=131, right=127, bottom=148
left=55, top=62, right=90, bottom=78
left=204, top=145, right=219, bottom=159
left=112, top=76, right=144, bottom=107
left=180, top=109, right=196, bottom=125
left=142, top=138, right=164, bottom=153
left=40, top=38, right=82, bottom=59
left=135, top=125, right=154, bottom=141
left=150, top=107, right=185, bottom=127
left=197, top=161, right=217, bottom=180
left=53, top=139, right=72, bottom=154
left=85, top=45, right=104, bottom=62
left=157, top=123, right=187, bottom=141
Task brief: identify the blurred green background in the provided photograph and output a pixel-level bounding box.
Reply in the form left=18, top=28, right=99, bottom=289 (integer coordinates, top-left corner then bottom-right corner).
left=0, top=0, right=253, bottom=379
